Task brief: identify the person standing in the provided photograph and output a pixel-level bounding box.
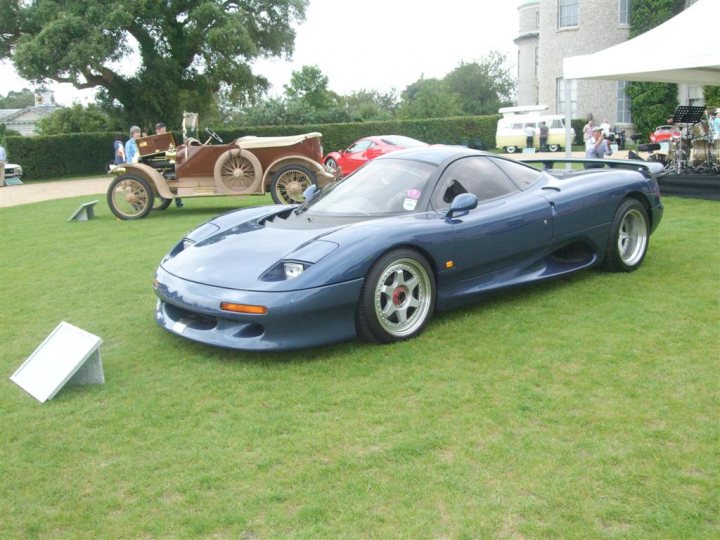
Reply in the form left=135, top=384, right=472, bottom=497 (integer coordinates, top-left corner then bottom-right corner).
left=585, top=125, right=612, bottom=168
left=524, top=123, right=536, bottom=150
left=538, top=121, right=549, bottom=152
left=113, top=134, right=125, bottom=165
left=711, top=111, right=720, bottom=140
left=125, top=125, right=141, bottom=163
left=0, top=143, right=6, bottom=187
left=582, top=113, right=595, bottom=142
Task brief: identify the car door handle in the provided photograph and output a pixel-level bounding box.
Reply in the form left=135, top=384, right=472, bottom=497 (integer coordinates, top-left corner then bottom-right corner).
left=542, top=186, right=560, bottom=192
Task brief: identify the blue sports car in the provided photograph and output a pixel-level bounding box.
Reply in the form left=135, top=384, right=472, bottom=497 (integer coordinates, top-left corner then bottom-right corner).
left=153, top=146, right=663, bottom=351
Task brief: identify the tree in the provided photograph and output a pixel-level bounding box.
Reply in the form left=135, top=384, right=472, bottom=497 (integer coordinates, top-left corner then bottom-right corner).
left=398, top=77, right=463, bottom=119
left=3, top=0, right=308, bottom=127
left=443, top=53, right=515, bottom=116
left=35, top=104, right=117, bottom=135
left=627, top=0, right=684, bottom=140
left=343, top=89, right=399, bottom=122
left=0, top=88, right=35, bottom=108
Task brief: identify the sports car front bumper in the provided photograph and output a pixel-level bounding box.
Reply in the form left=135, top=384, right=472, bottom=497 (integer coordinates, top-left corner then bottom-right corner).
left=154, top=266, right=364, bottom=351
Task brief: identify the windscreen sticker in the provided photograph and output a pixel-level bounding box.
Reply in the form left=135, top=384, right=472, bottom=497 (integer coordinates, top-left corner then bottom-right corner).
left=407, top=189, right=421, bottom=199
left=403, top=198, right=418, bottom=211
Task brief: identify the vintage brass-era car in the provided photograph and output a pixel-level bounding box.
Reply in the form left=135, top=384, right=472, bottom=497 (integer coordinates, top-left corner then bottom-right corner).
left=107, top=127, right=334, bottom=219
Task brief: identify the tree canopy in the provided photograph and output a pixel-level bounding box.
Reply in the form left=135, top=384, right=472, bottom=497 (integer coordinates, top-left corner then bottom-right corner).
left=2, top=0, right=308, bottom=127
left=0, top=88, right=35, bottom=108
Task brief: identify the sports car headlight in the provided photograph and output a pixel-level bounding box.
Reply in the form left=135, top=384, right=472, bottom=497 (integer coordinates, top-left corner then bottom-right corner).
left=284, top=262, right=305, bottom=279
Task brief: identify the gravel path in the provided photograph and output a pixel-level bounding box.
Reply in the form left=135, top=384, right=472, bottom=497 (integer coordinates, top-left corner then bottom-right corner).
left=0, top=176, right=111, bottom=208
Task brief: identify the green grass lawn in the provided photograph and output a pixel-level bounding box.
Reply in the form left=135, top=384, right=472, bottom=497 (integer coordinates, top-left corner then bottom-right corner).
left=1, top=194, right=718, bottom=538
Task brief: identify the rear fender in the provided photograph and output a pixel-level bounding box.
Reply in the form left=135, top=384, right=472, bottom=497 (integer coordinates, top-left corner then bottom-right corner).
left=261, top=155, right=336, bottom=193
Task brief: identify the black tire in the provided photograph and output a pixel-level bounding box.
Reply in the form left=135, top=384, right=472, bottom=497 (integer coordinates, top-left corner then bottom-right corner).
left=270, top=164, right=317, bottom=204
left=603, top=199, right=649, bottom=272
left=107, top=174, right=155, bottom=220
left=356, top=249, right=435, bottom=344
left=506, top=146, right=518, bottom=154
left=154, top=197, right=172, bottom=211
left=548, top=144, right=560, bottom=152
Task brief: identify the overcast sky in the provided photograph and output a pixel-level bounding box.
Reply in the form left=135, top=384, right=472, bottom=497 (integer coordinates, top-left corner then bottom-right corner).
left=0, top=0, right=519, bottom=105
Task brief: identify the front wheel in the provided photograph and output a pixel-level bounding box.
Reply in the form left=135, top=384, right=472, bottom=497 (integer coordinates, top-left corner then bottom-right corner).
left=603, top=199, right=649, bottom=272
left=270, top=164, right=316, bottom=204
left=506, top=146, right=518, bottom=154
left=107, top=174, right=154, bottom=220
left=356, top=249, right=435, bottom=344
left=324, top=157, right=338, bottom=174
left=548, top=144, right=560, bottom=152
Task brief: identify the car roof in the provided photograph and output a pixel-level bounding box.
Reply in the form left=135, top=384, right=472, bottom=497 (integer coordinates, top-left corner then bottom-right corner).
left=376, top=145, right=484, bottom=165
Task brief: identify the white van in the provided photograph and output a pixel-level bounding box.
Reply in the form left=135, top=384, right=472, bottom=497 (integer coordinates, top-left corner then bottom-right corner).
left=495, top=113, right=574, bottom=153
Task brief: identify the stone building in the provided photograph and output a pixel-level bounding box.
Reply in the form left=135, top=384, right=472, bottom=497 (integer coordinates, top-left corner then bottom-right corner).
left=515, top=0, right=703, bottom=130
left=0, top=91, right=59, bottom=136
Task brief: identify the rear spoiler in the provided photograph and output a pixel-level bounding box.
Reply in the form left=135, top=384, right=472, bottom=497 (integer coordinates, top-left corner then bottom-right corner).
left=520, top=158, right=666, bottom=178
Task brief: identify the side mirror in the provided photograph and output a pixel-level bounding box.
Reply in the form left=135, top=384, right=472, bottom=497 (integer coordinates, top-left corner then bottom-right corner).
left=303, top=184, right=318, bottom=202
left=446, top=193, right=478, bottom=219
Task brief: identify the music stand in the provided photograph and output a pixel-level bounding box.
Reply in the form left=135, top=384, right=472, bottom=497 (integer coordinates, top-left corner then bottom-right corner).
left=671, top=106, right=705, bottom=125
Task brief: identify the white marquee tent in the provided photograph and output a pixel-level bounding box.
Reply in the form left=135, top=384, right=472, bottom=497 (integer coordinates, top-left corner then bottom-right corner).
left=563, top=0, right=720, bottom=86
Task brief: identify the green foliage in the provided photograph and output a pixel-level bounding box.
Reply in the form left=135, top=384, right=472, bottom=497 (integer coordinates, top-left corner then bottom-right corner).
left=342, top=89, right=399, bottom=122
left=398, top=78, right=463, bottom=119
left=627, top=0, right=684, bottom=142
left=4, top=114, right=500, bottom=180
left=0, top=123, right=22, bottom=141
left=703, top=86, right=720, bottom=109
left=5, top=132, right=113, bottom=178
left=219, top=115, right=500, bottom=155
left=0, top=196, right=718, bottom=538
left=627, top=82, right=678, bottom=142
left=4, top=0, right=309, bottom=127
left=444, top=53, right=515, bottom=116
left=36, top=104, right=118, bottom=136
left=0, top=87, right=34, bottom=108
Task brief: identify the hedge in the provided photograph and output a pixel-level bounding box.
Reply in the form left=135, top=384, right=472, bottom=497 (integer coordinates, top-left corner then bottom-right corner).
left=5, top=115, right=503, bottom=181
left=4, top=132, right=116, bottom=180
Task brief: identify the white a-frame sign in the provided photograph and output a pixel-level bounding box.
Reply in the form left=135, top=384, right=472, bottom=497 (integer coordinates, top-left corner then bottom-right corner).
left=10, top=321, right=104, bottom=403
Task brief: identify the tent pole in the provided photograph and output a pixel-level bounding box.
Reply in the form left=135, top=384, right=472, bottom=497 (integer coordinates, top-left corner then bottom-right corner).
left=565, top=79, right=573, bottom=164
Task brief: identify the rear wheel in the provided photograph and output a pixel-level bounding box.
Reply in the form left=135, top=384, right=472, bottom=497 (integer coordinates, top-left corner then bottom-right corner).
left=107, top=174, right=154, bottom=220
left=603, top=199, right=649, bottom=272
left=356, top=249, right=435, bottom=344
left=154, top=197, right=172, bottom=211
left=548, top=144, right=560, bottom=152
left=270, top=164, right=316, bottom=204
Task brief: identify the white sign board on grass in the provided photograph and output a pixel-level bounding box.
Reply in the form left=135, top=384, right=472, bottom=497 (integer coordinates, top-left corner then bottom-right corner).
left=10, top=321, right=104, bottom=403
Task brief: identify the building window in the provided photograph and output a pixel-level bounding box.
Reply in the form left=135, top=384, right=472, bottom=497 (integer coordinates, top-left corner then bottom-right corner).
left=558, top=0, right=578, bottom=28
left=536, top=9, right=540, bottom=28
left=619, top=0, right=631, bottom=25
left=557, top=78, right=577, bottom=116
left=534, top=46, right=539, bottom=78
left=616, top=81, right=632, bottom=124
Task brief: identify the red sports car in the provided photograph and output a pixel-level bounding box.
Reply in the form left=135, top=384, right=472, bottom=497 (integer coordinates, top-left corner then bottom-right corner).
left=324, top=135, right=428, bottom=176
left=649, top=125, right=681, bottom=143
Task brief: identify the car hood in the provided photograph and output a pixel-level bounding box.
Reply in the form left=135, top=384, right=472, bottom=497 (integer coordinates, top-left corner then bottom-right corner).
left=161, top=208, right=350, bottom=291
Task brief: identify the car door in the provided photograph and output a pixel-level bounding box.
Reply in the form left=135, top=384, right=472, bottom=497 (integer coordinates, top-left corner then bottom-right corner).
left=340, top=139, right=374, bottom=174
left=431, top=156, right=553, bottom=281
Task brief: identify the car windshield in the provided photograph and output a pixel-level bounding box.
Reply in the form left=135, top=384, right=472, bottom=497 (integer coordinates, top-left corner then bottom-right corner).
left=304, top=158, right=437, bottom=216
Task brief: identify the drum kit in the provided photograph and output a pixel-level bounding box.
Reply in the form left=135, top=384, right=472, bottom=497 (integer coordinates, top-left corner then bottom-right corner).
left=663, top=106, right=719, bottom=174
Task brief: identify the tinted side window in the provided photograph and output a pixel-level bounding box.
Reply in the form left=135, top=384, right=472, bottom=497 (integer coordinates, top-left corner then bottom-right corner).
left=431, top=157, right=519, bottom=209
left=347, top=140, right=373, bottom=153
left=489, top=158, right=541, bottom=189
